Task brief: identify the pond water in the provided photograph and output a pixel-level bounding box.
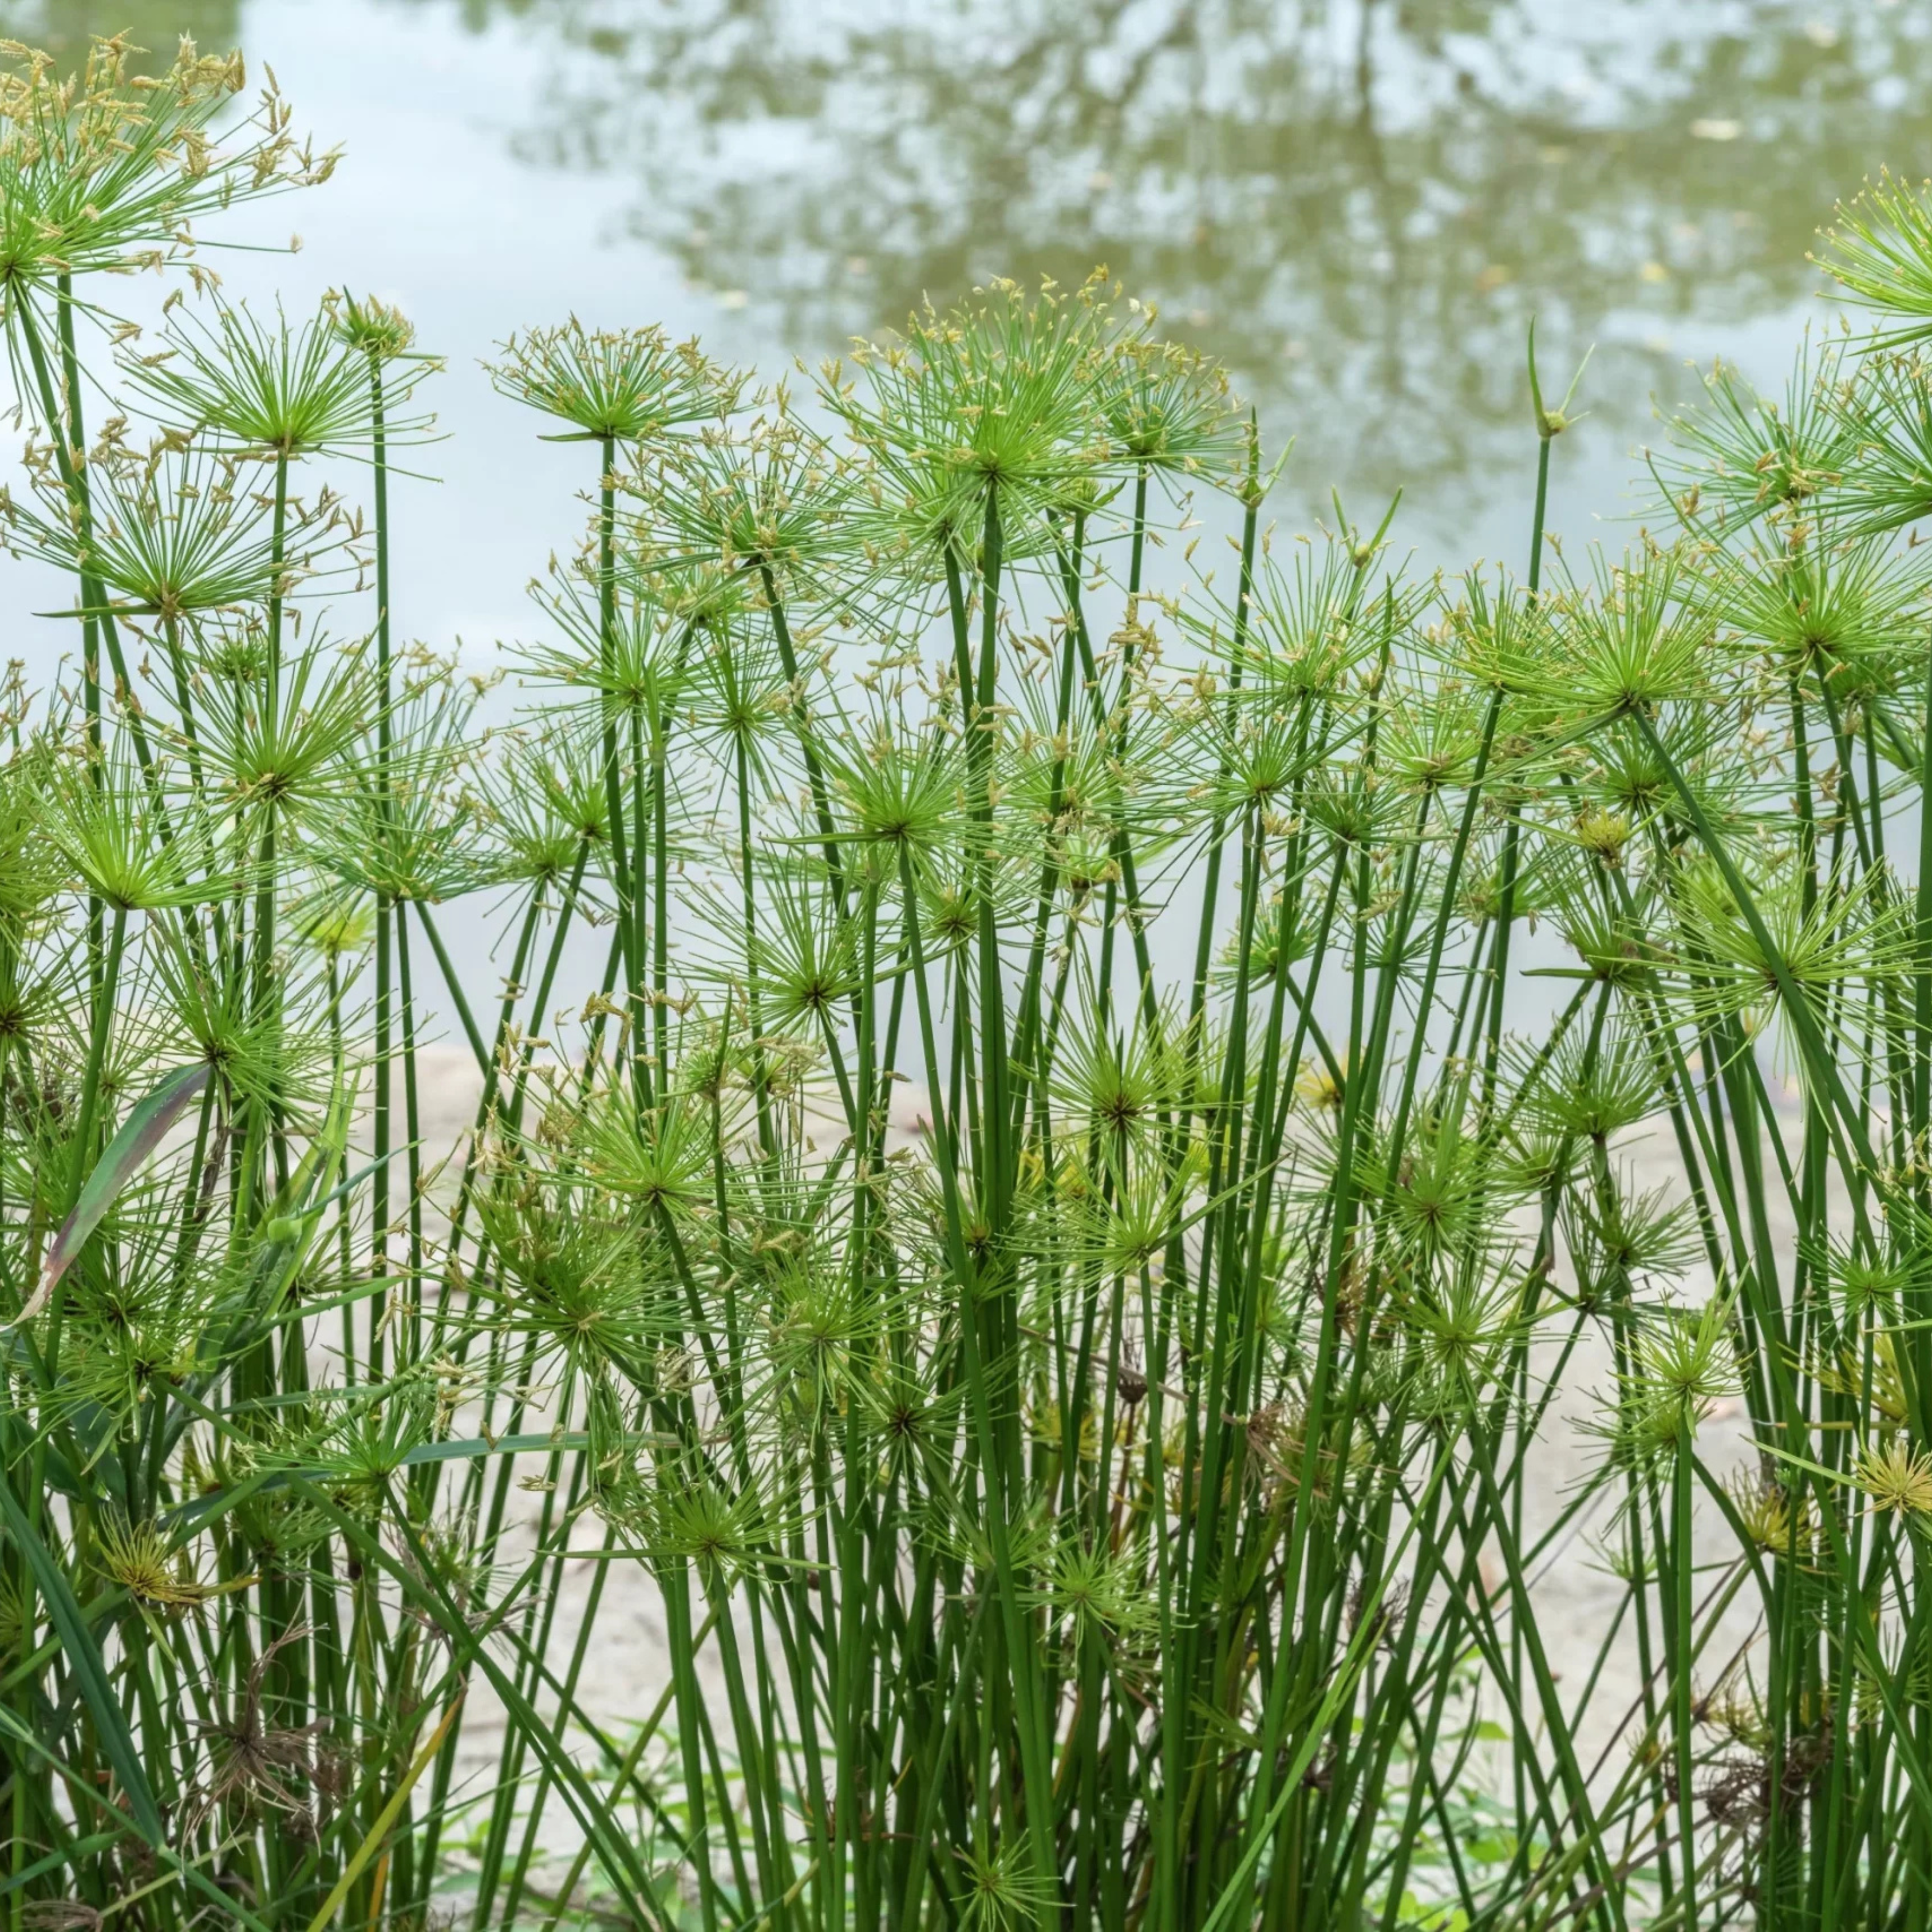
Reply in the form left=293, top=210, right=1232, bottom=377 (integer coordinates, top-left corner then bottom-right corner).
left=4, top=0, right=1925, bottom=618
left=0, top=0, right=1923, bottom=1018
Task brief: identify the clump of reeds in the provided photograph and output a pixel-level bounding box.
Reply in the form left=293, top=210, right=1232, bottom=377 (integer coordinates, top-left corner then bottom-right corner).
left=12, top=31, right=1932, bottom=1932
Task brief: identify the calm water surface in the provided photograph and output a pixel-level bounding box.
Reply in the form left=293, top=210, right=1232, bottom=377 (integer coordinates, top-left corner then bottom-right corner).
left=3, top=1, right=1926, bottom=598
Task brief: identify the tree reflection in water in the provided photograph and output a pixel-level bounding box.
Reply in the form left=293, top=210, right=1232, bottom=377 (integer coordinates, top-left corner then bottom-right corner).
left=8, top=0, right=1930, bottom=537
left=0, top=1, right=243, bottom=67
left=422, top=0, right=1932, bottom=532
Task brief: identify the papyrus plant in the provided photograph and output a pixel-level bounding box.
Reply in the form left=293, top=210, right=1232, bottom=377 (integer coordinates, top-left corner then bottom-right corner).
left=11, top=32, right=1932, bottom=1932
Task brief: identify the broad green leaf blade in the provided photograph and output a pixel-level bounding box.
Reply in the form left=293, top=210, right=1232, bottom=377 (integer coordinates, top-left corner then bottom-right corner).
left=12, top=1063, right=209, bottom=1325
left=0, top=1481, right=164, bottom=1842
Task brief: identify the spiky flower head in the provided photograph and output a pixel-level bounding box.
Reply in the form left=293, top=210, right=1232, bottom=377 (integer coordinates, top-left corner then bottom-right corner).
left=1636, top=1296, right=1740, bottom=1429
left=1649, top=335, right=1854, bottom=536
left=1727, top=1467, right=1813, bottom=1560
left=953, top=1839, right=1057, bottom=1932
left=0, top=36, right=334, bottom=302
left=1816, top=169, right=1932, bottom=350
left=827, top=273, right=1117, bottom=565
left=50, top=738, right=224, bottom=910
left=1094, top=331, right=1247, bottom=490
left=1856, top=1437, right=1932, bottom=1520
left=643, top=409, right=855, bottom=597
left=488, top=318, right=742, bottom=444
left=3, top=438, right=345, bottom=622
left=94, top=1511, right=214, bottom=1609
left=1532, top=544, right=1722, bottom=728
left=124, top=296, right=436, bottom=461
left=326, top=287, right=420, bottom=363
